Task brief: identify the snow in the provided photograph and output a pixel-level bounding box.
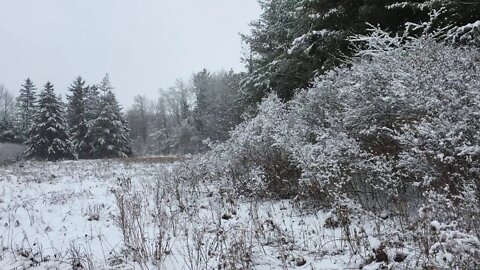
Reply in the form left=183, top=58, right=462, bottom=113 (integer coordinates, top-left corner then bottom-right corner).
left=430, top=220, right=442, bottom=231
left=453, top=20, right=480, bottom=34
left=457, top=145, right=480, bottom=156
left=288, top=29, right=339, bottom=55
left=0, top=159, right=394, bottom=269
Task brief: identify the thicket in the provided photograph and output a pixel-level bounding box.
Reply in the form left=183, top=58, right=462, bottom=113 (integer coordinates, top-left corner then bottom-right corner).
left=185, top=24, right=480, bottom=268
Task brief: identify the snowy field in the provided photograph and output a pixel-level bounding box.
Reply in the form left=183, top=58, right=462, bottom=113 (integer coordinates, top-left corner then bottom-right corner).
left=0, top=159, right=409, bottom=269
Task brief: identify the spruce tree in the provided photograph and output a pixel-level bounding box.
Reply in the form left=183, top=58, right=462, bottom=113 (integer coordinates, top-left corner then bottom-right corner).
left=14, top=78, right=37, bottom=142
left=25, top=82, right=75, bottom=161
left=98, top=73, right=113, bottom=94
left=88, top=75, right=131, bottom=159
left=85, top=84, right=101, bottom=122
left=390, top=0, right=480, bottom=27
left=81, top=84, right=100, bottom=157
left=241, top=0, right=480, bottom=105
left=120, top=115, right=133, bottom=157
left=67, top=76, right=90, bottom=158
left=192, top=69, right=243, bottom=144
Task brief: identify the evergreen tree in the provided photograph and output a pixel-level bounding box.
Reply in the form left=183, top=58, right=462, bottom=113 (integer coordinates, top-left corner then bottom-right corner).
left=14, top=78, right=37, bottom=142
left=120, top=115, right=133, bottom=157
left=390, top=0, right=480, bottom=27
left=82, top=84, right=101, bottom=157
left=193, top=69, right=243, bottom=144
left=25, top=82, right=75, bottom=161
left=67, top=76, right=90, bottom=158
left=88, top=75, right=131, bottom=159
left=84, top=84, right=101, bottom=122
left=241, top=0, right=480, bottom=105
left=98, top=73, right=113, bottom=94
left=192, top=69, right=212, bottom=137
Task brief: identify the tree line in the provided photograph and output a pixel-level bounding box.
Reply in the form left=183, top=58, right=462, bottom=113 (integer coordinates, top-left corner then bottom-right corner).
left=126, top=69, right=244, bottom=155
left=126, top=0, right=479, bottom=155
left=0, top=75, right=131, bottom=161
left=2, top=0, right=478, bottom=158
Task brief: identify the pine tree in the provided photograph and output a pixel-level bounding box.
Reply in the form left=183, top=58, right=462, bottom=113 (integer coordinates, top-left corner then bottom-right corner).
left=192, top=69, right=212, bottom=137
left=241, top=0, right=480, bottom=105
left=14, top=78, right=37, bottom=142
left=82, top=84, right=101, bottom=158
left=88, top=75, right=131, bottom=159
left=192, top=69, right=243, bottom=144
left=67, top=76, right=90, bottom=158
left=98, top=73, right=113, bottom=94
left=389, top=0, right=480, bottom=27
left=25, top=82, right=75, bottom=161
left=85, top=84, right=101, bottom=121
left=120, top=115, right=133, bottom=156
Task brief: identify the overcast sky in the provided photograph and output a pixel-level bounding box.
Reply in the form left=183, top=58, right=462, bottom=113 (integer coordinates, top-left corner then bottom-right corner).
left=0, top=0, right=260, bottom=107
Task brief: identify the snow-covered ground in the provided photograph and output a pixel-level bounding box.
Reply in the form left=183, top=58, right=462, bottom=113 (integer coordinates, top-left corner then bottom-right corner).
left=0, top=159, right=406, bottom=269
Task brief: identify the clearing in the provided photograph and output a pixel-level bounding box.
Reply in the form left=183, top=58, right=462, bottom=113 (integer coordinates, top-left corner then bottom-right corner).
left=0, top=159, right=399, bottom=269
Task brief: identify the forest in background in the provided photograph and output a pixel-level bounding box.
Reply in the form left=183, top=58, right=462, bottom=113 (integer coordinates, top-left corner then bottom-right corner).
left=119, top=0, right=480, bottom=156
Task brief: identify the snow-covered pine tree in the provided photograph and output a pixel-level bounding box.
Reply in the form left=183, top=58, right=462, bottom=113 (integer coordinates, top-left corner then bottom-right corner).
left=241, top=0, right=480, bottom=106
left=389, top=0, right=480, bottom=28
left=67, top=76, right=90, bottom=158
left=83, top=84, right=101, bottom=155
left=25, top=82, right=75, bottom=161
left=98, top=73, right=113, bottom=94
left=120, top=114, right=133, bottom=157
left=85, top=84, right=101, bottom=122
left=88, top=75, right=131, bottom=159
left=14, top=78, right=37, bottom=142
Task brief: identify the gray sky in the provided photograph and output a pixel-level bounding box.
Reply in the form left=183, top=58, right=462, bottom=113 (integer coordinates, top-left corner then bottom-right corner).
left=0, top=0, right=260, bottom=107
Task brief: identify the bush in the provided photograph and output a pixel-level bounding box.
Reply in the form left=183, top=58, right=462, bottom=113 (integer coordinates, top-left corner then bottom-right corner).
left=191, top=25, right=480, bottom=231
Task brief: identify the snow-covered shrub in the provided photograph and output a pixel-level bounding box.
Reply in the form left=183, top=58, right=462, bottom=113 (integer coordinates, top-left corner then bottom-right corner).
left=448, top=20, right=480, bottom=46
left=186, top=27, right=480, bottom=268
left=201, top=94, right=301, bottom=199
left=286, top=29, right=479, bottom=213
left=428, top=220, right=480, bottom=269
left=112, top=177, right=154, bottom=264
